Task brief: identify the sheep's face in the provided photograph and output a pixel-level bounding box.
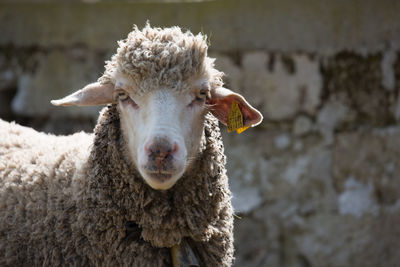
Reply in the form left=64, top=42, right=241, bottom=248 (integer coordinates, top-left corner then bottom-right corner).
left=116, top=79, right=209, bottom=190
left=51, top=76, right=263, bottom=191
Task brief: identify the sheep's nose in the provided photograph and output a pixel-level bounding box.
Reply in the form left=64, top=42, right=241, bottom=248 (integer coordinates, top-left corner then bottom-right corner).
left=144, top=137, right=179, bottom=172
left=144, top=137, right=179, bottom=157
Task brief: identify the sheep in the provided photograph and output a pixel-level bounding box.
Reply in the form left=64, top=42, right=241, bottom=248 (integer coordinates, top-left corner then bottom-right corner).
left=0, top=24, right=263, bottom=266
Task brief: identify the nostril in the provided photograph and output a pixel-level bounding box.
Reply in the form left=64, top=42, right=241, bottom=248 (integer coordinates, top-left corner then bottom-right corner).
left=171, top=143, right=179, bottom=154
left=144, top=143, right=151, bottom=155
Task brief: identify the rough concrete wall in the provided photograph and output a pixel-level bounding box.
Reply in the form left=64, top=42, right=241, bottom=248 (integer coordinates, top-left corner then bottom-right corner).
left=1, top=1, right=400, bottom=266
left=218, top=51, right=400, bottom=267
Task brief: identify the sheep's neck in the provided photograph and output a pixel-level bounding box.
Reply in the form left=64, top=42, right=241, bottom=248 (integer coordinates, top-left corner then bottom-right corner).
left=85, top=106, right=229, bottom=249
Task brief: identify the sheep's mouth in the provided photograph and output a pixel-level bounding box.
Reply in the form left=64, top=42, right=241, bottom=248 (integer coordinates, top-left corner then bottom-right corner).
left=146, top=172, right=173, bottom=183
left=140, top=166, right=185, bottom=190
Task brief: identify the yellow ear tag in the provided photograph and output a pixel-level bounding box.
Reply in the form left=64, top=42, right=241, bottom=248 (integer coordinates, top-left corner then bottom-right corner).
left=227, top=102, right=250, bottom=134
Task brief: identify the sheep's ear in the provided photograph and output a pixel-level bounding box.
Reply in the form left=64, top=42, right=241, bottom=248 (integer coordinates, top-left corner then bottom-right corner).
left=51, top=82, right=115, bottom=106
left=208, top=87, right=263, bottom=128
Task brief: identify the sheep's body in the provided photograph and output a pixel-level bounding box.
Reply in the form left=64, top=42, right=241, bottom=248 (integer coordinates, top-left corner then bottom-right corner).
left=0, top=106, right=234, bottom=266
left=0, top=119, right=92, bottom=265
left=0, top=24, right=264, bottom=266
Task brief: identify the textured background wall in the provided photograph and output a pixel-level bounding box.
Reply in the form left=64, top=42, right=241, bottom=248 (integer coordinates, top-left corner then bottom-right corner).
left=1, top=0, right=400, bottom=266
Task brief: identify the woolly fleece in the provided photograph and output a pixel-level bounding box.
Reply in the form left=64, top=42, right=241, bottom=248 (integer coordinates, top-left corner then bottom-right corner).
left=99, top=24, right=223, bottom=94
left=0, top=106, right=234, bottom=266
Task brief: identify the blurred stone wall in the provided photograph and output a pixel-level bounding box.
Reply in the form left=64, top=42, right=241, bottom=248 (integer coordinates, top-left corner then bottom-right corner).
left=1, top=0, right=400, bottom=266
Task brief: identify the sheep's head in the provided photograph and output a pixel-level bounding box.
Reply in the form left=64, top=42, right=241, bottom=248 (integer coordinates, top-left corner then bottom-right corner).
left=51, top=25, right=262, bottom=190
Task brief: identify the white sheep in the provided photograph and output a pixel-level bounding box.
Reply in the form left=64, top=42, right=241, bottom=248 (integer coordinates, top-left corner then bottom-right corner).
left=0, top=24, right=262, bottom=266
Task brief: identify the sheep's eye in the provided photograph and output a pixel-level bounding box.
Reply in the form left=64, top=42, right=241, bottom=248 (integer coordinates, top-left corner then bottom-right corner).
left=196, top=88, right=209, bottom=100
left=117, top=91, right=129, bottom=101
left=115, top=89, right=139, bottom=109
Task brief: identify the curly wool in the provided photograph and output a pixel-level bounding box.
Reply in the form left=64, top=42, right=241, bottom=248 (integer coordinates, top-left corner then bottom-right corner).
left=0, top=106, right=234, bottom=266
left=99, top=24, right=224, bottom=94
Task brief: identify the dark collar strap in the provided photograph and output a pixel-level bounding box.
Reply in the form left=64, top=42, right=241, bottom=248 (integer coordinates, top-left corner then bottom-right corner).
left=124, top=221, right=200, bottom=267
left=171, top=239, right=200, bottom=267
